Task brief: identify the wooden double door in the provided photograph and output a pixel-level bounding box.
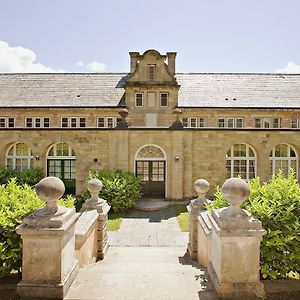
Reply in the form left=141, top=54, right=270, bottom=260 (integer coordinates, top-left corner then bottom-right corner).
left=136, top=160, right=166, bottom=197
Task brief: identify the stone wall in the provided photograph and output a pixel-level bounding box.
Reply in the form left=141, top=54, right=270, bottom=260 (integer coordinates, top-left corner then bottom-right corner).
left=0, top=128, right=299, bottom=199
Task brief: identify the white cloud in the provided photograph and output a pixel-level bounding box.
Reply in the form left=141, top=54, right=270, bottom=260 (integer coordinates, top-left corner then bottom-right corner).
left=0, top=40, right=64, bottom=73
left=76, top=60, right=106, bottom=72
left=275, top=62, right=300, bottom=73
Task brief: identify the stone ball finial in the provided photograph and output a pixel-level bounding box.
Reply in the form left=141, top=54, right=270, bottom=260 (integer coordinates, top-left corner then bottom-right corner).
left=220, top=178, right=250, bottom=219
left=87, top=178, right=104, bottom=204
left=194, top=179, right=210, bottom=200
left=118, top=108, right=129, bottom=120
left=34, top=176, right=65, bottom=218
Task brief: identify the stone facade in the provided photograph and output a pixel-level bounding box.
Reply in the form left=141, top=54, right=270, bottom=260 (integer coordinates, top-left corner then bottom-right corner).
left=0, top=49, right=300, bottom=199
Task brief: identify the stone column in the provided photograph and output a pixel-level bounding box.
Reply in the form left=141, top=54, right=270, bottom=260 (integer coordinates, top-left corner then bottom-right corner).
left=81, top=178, right=111, bottom=260
left=17, top=177, right=79, bottom=299
left=187, top=179, right=209, bottom=260
left=207, top=178, right=266, bottom=299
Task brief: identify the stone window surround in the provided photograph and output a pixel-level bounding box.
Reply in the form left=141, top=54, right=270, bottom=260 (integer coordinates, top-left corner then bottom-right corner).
left=291, top=118, right=300, bottom=128
left=269, top=143, right=298, bottom=177
left=0, top=116, right=15, bottom=128
left=182, top=117, right=207, bottom=128
left=25, top=117, right=51, bottom=128
left=226, top=143, right=256, bottom=180
left=159, top=92, right=169, bottom=107
left=6, top=142, right=33, bottom=171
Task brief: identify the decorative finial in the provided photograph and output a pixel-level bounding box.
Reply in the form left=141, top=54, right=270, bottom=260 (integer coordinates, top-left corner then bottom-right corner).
left=33, top=177, right=66, bottom=218
left=86, top=178, right=105, bottom=205
left=191, top=178, right=210, bottom=210
left=116, top=108, right=129, bottom=129
left=170, top=108, right=183, bottom=129
left=219, top=178, right=250, bottom=219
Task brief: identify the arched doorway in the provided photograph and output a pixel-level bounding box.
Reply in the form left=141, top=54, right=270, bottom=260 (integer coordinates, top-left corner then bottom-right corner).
left=135, top=145, right=166, bottom=198
left=47, top=143, right=76, bottom=194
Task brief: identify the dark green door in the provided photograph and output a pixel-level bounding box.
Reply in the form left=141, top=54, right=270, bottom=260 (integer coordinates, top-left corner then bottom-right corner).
left=136, top=160, right=165, bottom=197
left=47, top=159, right=76, bottom=195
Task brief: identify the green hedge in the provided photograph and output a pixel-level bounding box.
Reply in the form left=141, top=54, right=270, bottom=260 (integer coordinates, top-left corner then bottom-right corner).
left=0, top=167, right=44, bottom=186
left=206, top=170, right=300, bottom=280
left=0, top=179, right=75, bottom=279
left=83, top=170, right=141, bottom=213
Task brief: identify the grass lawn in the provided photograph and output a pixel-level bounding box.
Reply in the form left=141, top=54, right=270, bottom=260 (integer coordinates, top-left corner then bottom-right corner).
left=176, top=205, right=189, bottom=232
left=107, top=211, right=124, bottom=231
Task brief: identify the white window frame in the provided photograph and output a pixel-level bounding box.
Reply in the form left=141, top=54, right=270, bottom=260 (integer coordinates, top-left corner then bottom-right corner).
left=7, top=117, right=15, bottom=128
left=226, top=143, right=257, bottom=179
left=269, top=144, right=298, bottom=177
left=25, top=117, right=51, bottom=128
left=6, top=143, right=33, bottom=171
left=160, top=93, right=169, bottom=107
left=273, top=118, right=281, bottom=128
left=60, top=117, right=86, bottom=128
left=235, top=118, right=244, bottom=128
left=291, top=118, right=299, bottom=128
left=182, top=117, right=207, bottom=128
left=47, top=143, right=76, bottom=159
left=0, top=117, right=7, bottom=128
left=96, top=117, right=119, bottom=128
left=135, top=93, right=144, bottom=107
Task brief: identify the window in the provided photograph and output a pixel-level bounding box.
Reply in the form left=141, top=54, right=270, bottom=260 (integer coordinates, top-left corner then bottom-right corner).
left=135, top=93, right=143, bottom=107
left=0, top=118, right=6, bottom=127
left=6, top=143, right=33, bottom=171
left=8, top=118, right=15, bottom=128
left=148, top=65, right=155, bottom=80
left=226, top=144, right=256, bottom=179
left=255, top=117, right=280, bottom=128
left=71, top=118, right=77, bottom=128
left=79, top=118, right=86, bottom=128
left=227, top=118, right=234, bottom=128
left=160, top=93, right=168, bottom=107
left=182, top=117, right=207, bottom=128
left=291, top=118, right=299, bottom=128
left=25, top=117, right=51, bottom=128
left=97, top=117, right=120, bottom=128
left=235, top=118, right=244, bottom=128
left=61, top=118, right=69, bottom=128
left=269, top=144, right=298, bottom=177
left=273, top=118, right=281, bottom=128
left=218, top=118, right=225, bottom=128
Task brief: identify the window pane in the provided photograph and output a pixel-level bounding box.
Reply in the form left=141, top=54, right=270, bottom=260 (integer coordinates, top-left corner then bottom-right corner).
left=227, top=118, right=234, bottom=128
left=255, top=118, right=261, bottom=128
left=71, top=118, right=77, bottom=127
left=62, top=118, right=68, bottom=127
left=98, top=118, right=105, bottom=127
left=0, top=118, right=5, bottom=127
left=26, top=118, right=33, bottom=128
left=79, top=117, right=86, bottom=128
left=218, top=119, right=225, bottom=128
left=44, top=118, right=50, bottom=127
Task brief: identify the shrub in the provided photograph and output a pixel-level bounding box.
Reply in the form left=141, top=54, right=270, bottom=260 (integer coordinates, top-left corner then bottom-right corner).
left=206, top=170, right=300, bottom=280
left=83, top=169, right=141, bottom=213
left=0, top=167, right=44, bottom=186
left=0, top=179, right=75, bottom=279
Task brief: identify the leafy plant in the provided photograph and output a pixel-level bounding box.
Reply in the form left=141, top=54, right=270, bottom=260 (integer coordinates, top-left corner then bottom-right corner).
left=83, top=170, right=141, bottom=213
left=0, top=167, right=44, bottom=186
left=0, top=179, right=75, bottom=279
left=206, top=170, right=300, bottom=280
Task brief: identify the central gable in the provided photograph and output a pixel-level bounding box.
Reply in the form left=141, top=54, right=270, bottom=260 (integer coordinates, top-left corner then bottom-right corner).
left=126, top=49, right=178, bottom=86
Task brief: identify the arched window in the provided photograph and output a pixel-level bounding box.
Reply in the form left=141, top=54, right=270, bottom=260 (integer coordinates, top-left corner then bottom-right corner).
left=226, top=144, right=256, bottom=179
left=6, top=143, right=33, bottom=171
left=47, top=143, right=75, bottom=158
left=269, top=144, right=298, bottom=177
left=136, top=145, right=165, bottom=160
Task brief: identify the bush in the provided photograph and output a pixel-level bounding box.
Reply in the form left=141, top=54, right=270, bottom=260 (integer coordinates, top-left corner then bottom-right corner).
left=0, top=167, right=44, bottom=186
left=206, top=170, right=300, bottom=280
left=0, top=179, right=75, bottom=279
left=83, top=170, right=141, bottom=213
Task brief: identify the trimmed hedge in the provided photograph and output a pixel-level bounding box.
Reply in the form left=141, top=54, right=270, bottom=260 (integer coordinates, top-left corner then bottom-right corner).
left=206, top=170, right=300, bottom=280
left=0, top=179, right=75, bottom=279
left=83, top=170, right=141, bottom=213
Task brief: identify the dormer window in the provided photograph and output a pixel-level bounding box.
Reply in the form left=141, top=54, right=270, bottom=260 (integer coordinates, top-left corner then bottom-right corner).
left=135, top=93, right=143, bottom=107
left=148, top=65, right=156, bottom=80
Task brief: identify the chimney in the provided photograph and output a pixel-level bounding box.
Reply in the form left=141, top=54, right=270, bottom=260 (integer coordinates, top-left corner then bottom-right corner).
left=129, top=52, right=139, bottom=73
left=167, top=52, right=177, bottom=76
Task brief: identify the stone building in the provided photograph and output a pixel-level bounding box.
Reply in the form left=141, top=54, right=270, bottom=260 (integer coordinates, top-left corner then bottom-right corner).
left=0, top=49, right=299, bottom=199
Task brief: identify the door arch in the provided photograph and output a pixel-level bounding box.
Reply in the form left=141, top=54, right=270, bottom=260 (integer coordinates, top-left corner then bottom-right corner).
left=135, top=145, right=166, bottom=198
left=47, top=143, right=76, bottom=194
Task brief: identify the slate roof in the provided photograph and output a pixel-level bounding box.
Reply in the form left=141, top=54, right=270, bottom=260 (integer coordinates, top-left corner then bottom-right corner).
left=0, top=73, right=299, bottom=108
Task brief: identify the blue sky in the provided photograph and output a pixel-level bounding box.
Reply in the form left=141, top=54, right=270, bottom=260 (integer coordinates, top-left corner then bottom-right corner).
left=0, top=0, right=299, bottom=73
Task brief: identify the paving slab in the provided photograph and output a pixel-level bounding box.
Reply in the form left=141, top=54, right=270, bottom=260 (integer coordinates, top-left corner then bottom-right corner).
left=108, top=207, right=188, bottom=247
left=65, top=247, right=217, bottom=300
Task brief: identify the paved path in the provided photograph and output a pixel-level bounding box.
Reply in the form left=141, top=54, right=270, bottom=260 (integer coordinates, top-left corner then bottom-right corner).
left=108, top=207, right=188, bottom=247
left=65, top=247, right=217, bottom=300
